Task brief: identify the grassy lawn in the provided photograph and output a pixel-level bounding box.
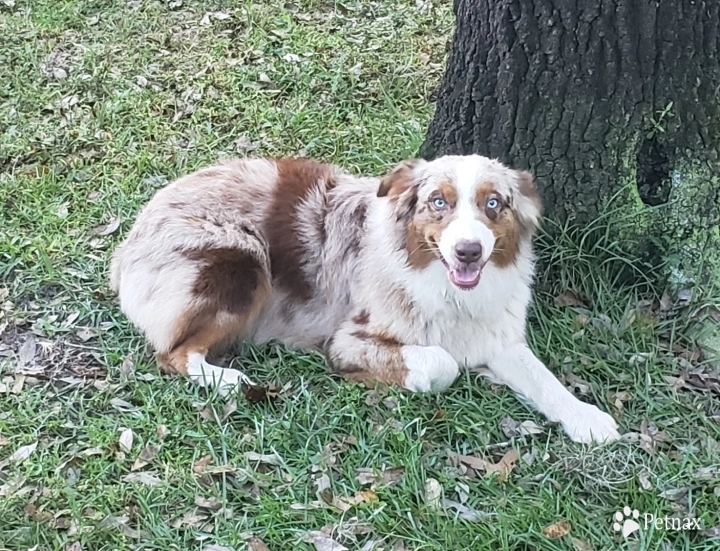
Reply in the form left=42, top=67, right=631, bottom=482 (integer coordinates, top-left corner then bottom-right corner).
left=1, top=1, right=719, bottom=550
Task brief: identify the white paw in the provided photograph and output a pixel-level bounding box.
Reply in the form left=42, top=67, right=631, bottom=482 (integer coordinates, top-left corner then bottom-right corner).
left=187, top=359, right=254, bottom=397
left=561, top=401, right=621, bottom=444
left=402, top=345, right=459, bottom=393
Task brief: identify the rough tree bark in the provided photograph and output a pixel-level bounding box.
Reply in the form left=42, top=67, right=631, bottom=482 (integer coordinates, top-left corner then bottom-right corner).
left=421, top=0, right=720, bottom=291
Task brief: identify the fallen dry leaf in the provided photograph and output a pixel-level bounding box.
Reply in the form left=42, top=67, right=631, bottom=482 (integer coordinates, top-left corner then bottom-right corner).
left=245, top=451, right=282, bottom=465
left=122, top=472, right=161, bottom=486
left=65, top=542, right=82, bottom=551
left=543, top=520, right=572, bottom=539
left=241, top=382, right=278, bottom=403
left=501, top=417, right=543, bottom=438
left=193, top=455, right=213, bottom=474
left=24, top=503, right=54, bottom=523
left=638, top=470, right=653, bottom=490
left=195, top=495, right=222, bottom=511
left=554, top=290, right=586, bottom=308
left=303, top=531, right=348, bottom=551
left=118, top=428, right=133, bottom=453
left=424, top=478, right=442, bottom=510
left=0, top=476, right=28, bottom=497
left=441, top=498, right=489, bottom=522
left=486, top=450, right=519, bottom=482
left=156, top=425, right=170, bottom=441
left=120, top=355, right=135, bottom=377
left=170, top=510, right=208, bottom=529
left=2, top=441, right=38, bottom=468
left=92, top=217, right=122, bottom=236
left=355, top=466, right=404, bottom=488
left=247, top=537, right=270, bottom=551
left=18, top=336, right=37, bottom=366
left=0, top=436, right=9, bottom=446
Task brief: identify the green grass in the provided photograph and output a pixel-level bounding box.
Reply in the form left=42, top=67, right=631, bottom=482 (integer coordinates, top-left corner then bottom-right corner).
left=1, top=1, right=719, bottom=550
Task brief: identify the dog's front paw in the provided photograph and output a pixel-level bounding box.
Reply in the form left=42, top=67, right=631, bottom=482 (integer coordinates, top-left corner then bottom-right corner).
left=561, top=401, right=620, bottom=444
left=402, top=345, right=459, bottom=393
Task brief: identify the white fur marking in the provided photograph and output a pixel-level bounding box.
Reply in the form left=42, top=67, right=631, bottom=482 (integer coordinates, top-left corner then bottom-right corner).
left=485, top=344, right=620, bottom=444
left=186, top=352, right=255, bottom=397
left=402, top=345, right=459, bottom=393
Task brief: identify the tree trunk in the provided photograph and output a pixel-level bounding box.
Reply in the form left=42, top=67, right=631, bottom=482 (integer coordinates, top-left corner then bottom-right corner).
left=421, top=0, right=720, bottom=291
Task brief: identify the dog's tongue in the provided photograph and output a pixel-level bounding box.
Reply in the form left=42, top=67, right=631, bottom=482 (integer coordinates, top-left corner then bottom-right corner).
left=449, top=266, right=481, bottom=288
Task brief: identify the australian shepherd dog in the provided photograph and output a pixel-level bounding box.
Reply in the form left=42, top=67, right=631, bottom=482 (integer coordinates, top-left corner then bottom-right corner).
left=110, top=155, right=620, bottom=444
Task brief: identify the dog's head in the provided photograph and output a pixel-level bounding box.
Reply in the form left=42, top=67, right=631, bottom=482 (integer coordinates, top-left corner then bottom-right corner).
left=378, top=155, right=542, bottom=290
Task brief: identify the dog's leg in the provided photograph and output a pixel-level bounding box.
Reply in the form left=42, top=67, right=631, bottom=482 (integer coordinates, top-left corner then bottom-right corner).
left=485, top=343, right=620, bottom=444
left=155, top=247, right=271, bottom=397
left=327, top=323, right=459, bottom=392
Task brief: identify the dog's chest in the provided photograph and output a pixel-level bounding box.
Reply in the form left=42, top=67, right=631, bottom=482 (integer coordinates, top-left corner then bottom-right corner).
left=404, top=262, right=528, bottom=366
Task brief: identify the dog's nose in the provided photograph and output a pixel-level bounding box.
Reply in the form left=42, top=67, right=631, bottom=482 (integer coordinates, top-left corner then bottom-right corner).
left=454, top=242, right=483, bottom=264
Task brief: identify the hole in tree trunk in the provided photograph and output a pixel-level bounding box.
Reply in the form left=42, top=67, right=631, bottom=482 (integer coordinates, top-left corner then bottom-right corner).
left=636, top=139, right=672, bottom=206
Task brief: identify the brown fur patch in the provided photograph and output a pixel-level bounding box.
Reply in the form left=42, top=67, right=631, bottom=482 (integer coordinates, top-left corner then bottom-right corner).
left=266, top=158, right=336, bottom=301
left=350, top=329, right=402, bottom=348
left=160, top=248, right=271, bottom=374
left=352, top=310, right=370, bottom=325
left=405, top=183, right=458, bottom=270
left=377, top=160, right=420, bottom=198
left=475, top=182, right=521, bottom=268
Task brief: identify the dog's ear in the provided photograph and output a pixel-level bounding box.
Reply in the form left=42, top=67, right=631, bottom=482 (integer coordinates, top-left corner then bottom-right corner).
left=377, top=159, right=425, bottom=198
left=514, top=170, right=543, bottom=235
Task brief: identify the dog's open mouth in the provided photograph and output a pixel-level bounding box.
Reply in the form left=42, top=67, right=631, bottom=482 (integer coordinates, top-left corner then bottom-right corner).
left=439, top=258, right=484, bottom=290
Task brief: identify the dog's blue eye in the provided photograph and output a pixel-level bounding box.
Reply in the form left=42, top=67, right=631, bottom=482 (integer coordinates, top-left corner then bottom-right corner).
left=487, top=198, right=499, bottom=209
left=433, top=198, right=447, bottom=209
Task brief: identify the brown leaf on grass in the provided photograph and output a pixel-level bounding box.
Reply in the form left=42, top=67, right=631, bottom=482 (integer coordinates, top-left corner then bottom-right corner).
left=24, top=504, right=54, bottom=523
left=0, top=436, right=9, bottom=446
left=334, top=489, right=379, bottom=511
left=571, top=537, right=595, bottom=551
left=132, top=443, right=160, bottom=471
left=487, top=450, right=519, bottom=481
left=447, top=449, right=518, bottom=482
left=65, top=542, right=82, bottom=551
left=247, top=537, right=270, bottom=551
left=446, top=450, right=488, bottom=472
left=554, top=290, right=586, bottom=308
left=610, top=391, right=632, bottom=417
left=195, top=495, right=222, bottom=511
left=543, top=520, right=572, bottom=539
left=355, top=466, right=404, bottom=488
left=241, top=383, right=278, bottom=403
left=193, top=455, right=213, bottom=474
left=170, top=510, right=208, bottom=529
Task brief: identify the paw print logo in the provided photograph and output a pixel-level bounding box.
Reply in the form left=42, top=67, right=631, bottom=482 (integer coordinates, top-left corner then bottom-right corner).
left=613, top=506, right=641, bottom=537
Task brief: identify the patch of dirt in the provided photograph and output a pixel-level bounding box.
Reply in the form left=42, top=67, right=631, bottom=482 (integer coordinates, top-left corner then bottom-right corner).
left=0, top=325, right=107, bottom=382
